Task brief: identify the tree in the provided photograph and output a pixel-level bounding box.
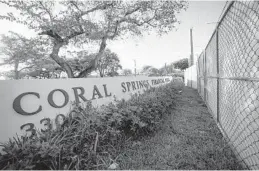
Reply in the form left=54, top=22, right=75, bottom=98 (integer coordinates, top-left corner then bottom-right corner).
left=141, top=65, right=160, bottom=76
left=0, top=32, right=32, bottom=79
left=1, top=63, right=63, bottom=79
left=96, top=49, right=122, bottom=77
left=19, top=59, right=64, bottom=79
left=158, top=67, right=167, bottom=76
left=0, top=1, right=188, bottom=78
left=141, top=65, right=153, bottom=73
left=122, top=69, right=132, bottom=76
left=65, top=49, right=122, bottom=77
left=66, top=52, right=96, bottom=77
left=0, top=32, right=53, bottom=79
left=159, top=64, right=176, bottom=75
left=173, top=58, right=188, bottom=70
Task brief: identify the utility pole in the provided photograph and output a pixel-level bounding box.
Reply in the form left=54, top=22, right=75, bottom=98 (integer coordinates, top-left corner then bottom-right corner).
left=190, top=28, right=194, bottom=67
left=134, top=59, right=136, bottom=77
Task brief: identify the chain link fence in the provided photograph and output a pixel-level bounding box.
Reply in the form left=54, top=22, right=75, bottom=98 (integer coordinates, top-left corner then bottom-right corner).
left=196, top=1, right=259, bottom=169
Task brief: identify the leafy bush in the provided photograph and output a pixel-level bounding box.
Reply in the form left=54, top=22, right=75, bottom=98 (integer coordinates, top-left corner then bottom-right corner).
left=0, top=82, right=177, bottom=170
left=170, top=72, right=184, bottom=79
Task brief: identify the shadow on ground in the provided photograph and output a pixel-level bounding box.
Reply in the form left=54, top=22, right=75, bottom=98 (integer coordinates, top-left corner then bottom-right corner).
left=118, top=83, right=244, bottom=170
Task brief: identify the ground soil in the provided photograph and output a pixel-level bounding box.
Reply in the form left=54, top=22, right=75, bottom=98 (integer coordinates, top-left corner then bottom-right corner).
left=118, top=83, right=244, bottom=170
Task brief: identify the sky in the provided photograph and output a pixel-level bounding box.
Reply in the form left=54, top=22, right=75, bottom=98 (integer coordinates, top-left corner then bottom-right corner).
left=0, top=1, right=227, bottom=75
left=107, top=1, right=226, bottom=72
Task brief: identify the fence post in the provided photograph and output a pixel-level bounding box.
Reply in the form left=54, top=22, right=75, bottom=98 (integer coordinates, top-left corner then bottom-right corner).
left=189, top=66, right=193, bottom=88
left=204, top=50, right=207, bottom=102
left=216, top=28, right=220, bottom=124
left=197, top=61, right=199, bottom=93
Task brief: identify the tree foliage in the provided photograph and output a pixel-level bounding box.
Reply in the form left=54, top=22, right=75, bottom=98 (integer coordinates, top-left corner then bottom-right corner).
left=159, top=63, right=178, bottom=75
left=0, top=1, right=188, bottom=78
left=141, top=65, right=152, bottom=73
left=122, top=68, right=132, bottom=76
left=66, top=49, right=122, bottom=77
left=65, top=51, right=96, bottom=77
left=172, top=58, right=188, bottom=70
left=96, top=49, right=122, bottom=77
left=141, top=65, right=160, bottom=76
left=0, top=32, right=57, bottom=79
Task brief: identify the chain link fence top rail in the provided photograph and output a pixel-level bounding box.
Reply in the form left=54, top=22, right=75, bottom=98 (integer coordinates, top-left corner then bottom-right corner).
left=196, top=1, right=259, bottom=169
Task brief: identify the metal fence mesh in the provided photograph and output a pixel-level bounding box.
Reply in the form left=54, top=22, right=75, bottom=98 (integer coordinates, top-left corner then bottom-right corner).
left=205, top=33, right=218, bottom=119
left=198, top=52, right=205, bottom=99
left=196, top=1, right=259, bottom=169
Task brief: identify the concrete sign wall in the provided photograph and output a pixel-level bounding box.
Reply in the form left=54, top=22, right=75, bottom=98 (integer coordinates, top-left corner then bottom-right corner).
left=0, top=76, right=172, bottom=144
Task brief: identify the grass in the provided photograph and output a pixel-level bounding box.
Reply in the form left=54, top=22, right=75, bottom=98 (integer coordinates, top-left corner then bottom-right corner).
left=116, top=83, right=244, bottom=170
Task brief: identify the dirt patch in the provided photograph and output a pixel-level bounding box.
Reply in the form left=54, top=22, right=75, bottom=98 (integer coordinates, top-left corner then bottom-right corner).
left=118, top=83, right=244, bottom=170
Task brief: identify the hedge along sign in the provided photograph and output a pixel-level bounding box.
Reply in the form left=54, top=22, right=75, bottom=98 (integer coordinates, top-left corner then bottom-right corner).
left=0, top=76, right=171, bottom=144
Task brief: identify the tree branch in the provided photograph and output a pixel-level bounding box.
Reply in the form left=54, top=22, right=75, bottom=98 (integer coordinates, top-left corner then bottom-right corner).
left=107, top=21, right=119, bottom=39
left=0, top=63, right=6, bottom=66
left=38, top=1, right=54, bottom=28
left=119, top=8, right=157, bottom=27
left=38, top=30, right=63, bottom=42
left=18, top=65, right=35, bottom=72
left=78, top=3, right=113, bottom=18
left=76, top=36, right=107, bottom=78
left=65, top=31, right=86, bottom=41
left=49, top=42, right=74, bottom=78
left=125, top=7, right=141, bottom=16
left=105, top=6, right=143, bottom=39
left=69, top=1, right=85, bottom=33
left=69, top=1, right=82, bottom=12
left=66, top=1, right=109, bottom=41
left=127, top=12, right=157, bottom=26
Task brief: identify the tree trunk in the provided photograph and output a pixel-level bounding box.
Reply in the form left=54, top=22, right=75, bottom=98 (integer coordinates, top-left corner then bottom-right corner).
left=99, top=70, right=104, bottom=77
left=14, top=60, right=19, bottom=80
left=76, top=37, right=107, bottom=78
left=50, top=42, right=74, bottom=78
left=99, top=67, right=104, bottom=77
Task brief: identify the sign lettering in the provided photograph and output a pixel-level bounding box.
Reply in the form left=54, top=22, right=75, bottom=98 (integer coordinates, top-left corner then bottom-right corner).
left=0, top=76, right=172, bottom=145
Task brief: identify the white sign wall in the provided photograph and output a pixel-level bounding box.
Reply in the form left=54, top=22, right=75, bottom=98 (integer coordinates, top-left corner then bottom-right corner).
left=0, top=76, right=172, bottom=144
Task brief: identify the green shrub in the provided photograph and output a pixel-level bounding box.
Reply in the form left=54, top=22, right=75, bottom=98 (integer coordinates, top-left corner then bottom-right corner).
left=0, top=82, right=177, bottom=170
left=170, top=72, right=184, bottom=79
